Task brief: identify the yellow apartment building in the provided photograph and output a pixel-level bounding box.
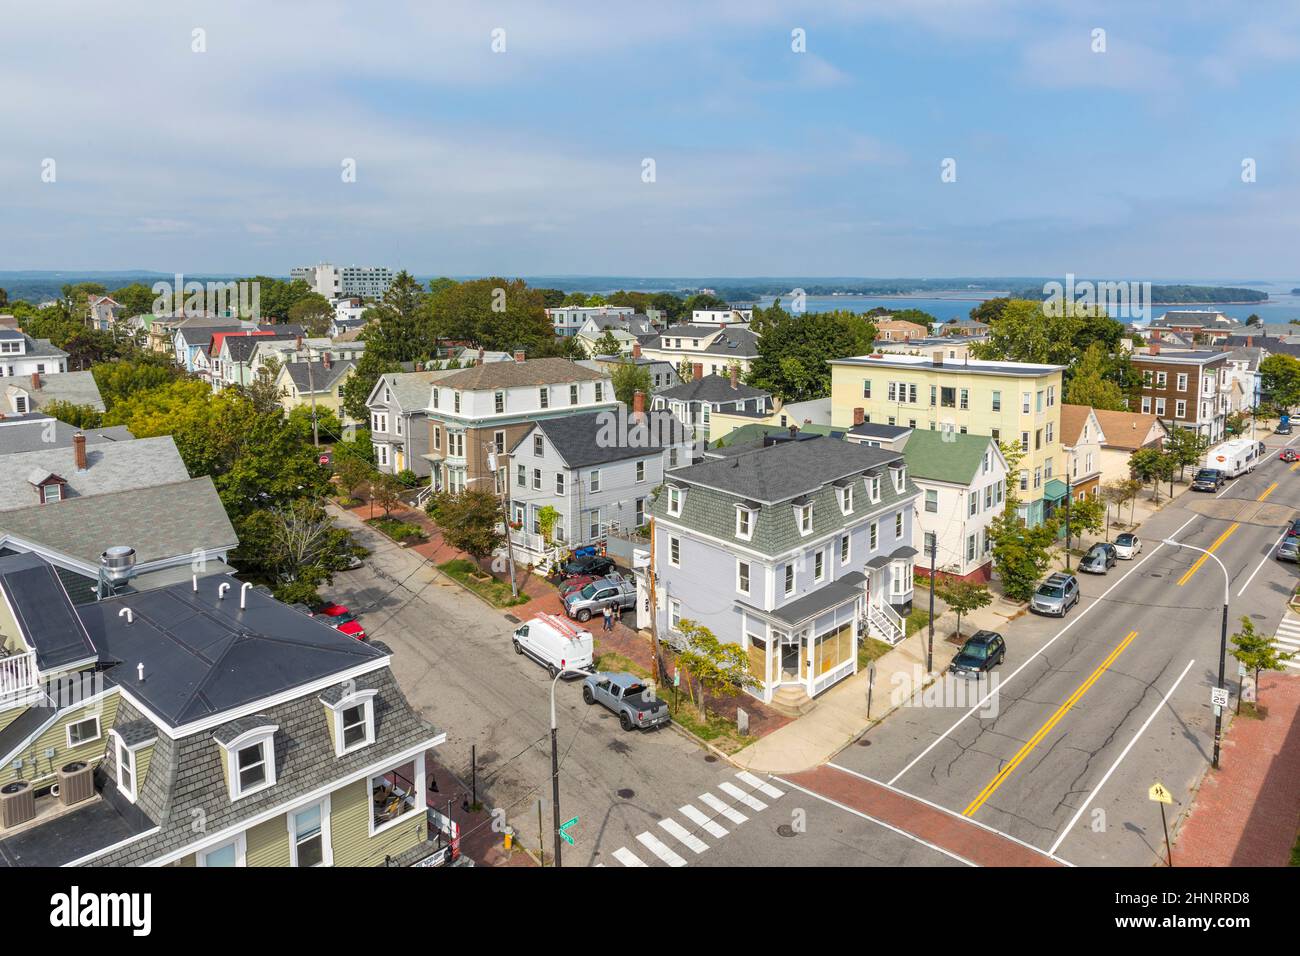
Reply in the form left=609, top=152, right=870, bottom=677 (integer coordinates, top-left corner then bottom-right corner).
left=829, top=352, right=1066, bottom=526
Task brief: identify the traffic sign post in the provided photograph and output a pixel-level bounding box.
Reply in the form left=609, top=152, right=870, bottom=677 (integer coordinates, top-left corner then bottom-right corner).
left=559, top=816, right=578, bottom=847
left=1149, top=782, right=1173, bottom=867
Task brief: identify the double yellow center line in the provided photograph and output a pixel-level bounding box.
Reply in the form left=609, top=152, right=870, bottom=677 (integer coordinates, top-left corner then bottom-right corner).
left=1176, top=480, right=1276, bottom=586
left=963, top=630, right=1139, bottom=817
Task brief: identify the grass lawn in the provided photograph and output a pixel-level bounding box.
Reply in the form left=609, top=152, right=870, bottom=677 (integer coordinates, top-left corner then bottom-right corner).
left=593, top=651, right=650, bottom=677
left=857, top=637, right=894, bottom=669
left=365, top=515, right=427, bottom=543
left=438, top=559, right=529, bottom=607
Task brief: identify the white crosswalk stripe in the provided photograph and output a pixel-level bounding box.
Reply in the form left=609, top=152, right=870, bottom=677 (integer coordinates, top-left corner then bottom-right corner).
left=658, top=818, right=709, bottom=854
left=679, top=803, right=729, bottom=838
left=636, top=831, right=686, bottom=867
left=736, top=770, right=784, bottom=799
left=1272, top=615, right=1300, bottom=669
left=699, top=791, right=748, bottom=824
left=613, top=846, right=648, bottom=867
left=719, top=780, right=768, bottom=810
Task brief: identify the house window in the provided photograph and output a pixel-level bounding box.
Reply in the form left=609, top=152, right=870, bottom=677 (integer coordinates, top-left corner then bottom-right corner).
left=533, top=434, right=544, bottom=456
left=667, top=486, right=682, bottom=516
left=959, top=388, right=969, bottom=410
left=737, top=561, right=751, bottom=595
left=1047, top=385, right=1056, bottom=407
left=1020, top=431, right=1030, bottom=453
left=838, top=484, right=853, bottom=515
left=967, top=534, right=977, bottom=562
left=570, top=384, right=579, bottom=405
left=1176, top=373, right=1188, bottom=392
left=595, top=383, right=605, bottom=402
left=840, top=533, right=850, bottom=563
left=453, top=392, right=461, bottom=414
left=991, top=390, right=1001, bottom=412
left=669, top=600, right=682, bottom=630
left=517, top=464, right=526, bottom=487
left=198, top=834, right=246, bottom=867
left=335, top=696, right=375, bottom=754
left=556, top=472, right=565, bottom=495
left=1020, top=470, right=1028, bottom=491
left=941, top=387, right=956, bottom=408
left=532, top=469, right=542, bottom=491
left=869, top=521, right=878, bottom=550
left=736, top=508, right=753, bottom=540
left=796, top=503, right=813, bottom=535
left=115, top=735, right=137, bottom=799
left=370, top=759, right=423, bottom=837
left=1156, top=372, right=1167, bottom=388
left=969, top=493, right=978, bottom=517
left=985, top=485, right=993, bottom=509
left=589, top=469, right=600, bottom=492
left=784, top=564, right=795, bottom=595
left=1176, top=400, right=1186, bottom=418
left=539, top=387, right=550, bottom=409
left=669, top=536, right=680, bottom=567
left=924, top=531, right=936, bottom=557
left=1046, top=422, right=1054, bottom=444
left=236, top=740, right=270, bottom=794
left=67, top=716, right=101, bottom=747
left=635, top=498, right=645, bottom=527
left=1155, top=398, right=1166, bottom=416
left=494, top=391, right=505, bottom=413
left=636, top=460, right=646, bottom=483
left=895, top=512, right=904, bottom=538
left=1022, top=392, right=1030, bottom=414
left=814, top=550, right=825, bottom=582
left=1141, top=396, right=1152, bottom=414
left=862, top=380, right=872, bottom=398
left=40, top=483, right=62, bottom=504
left=493, top=431, right=505, bottom=454
left=925, top=489, right=938, bottom=513
left=869, top=475, right=881, bottom=502
left=289, top=801, right=329, bottom=867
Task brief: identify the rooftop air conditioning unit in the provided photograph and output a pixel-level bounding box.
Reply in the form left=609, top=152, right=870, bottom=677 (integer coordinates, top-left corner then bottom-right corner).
left=0, top=780, right=35, bottom=829
left=57, top=761, right=94, bottom=806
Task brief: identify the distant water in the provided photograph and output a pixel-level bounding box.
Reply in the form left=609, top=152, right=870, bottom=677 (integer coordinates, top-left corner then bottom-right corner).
left=761, top=293, right=1300, bottom=325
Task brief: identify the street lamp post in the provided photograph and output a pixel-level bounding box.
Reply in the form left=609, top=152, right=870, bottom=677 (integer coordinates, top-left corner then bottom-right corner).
left=1163, top=538, right=1230, bottom=770
left=549, top=666, right=588, bottom=867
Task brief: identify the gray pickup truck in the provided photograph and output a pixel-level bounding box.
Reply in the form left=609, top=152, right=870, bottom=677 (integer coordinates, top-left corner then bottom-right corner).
left=582, top=672, right=670, bottom=731
left=563, top=575, right=637, bottom=622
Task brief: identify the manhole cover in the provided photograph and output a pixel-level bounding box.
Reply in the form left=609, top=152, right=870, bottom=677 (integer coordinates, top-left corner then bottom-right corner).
left=617, top=788, right=635, bottom=799
left=504, top=614, right=521, bottom=624
left=704, top=755, right=718, bottom=763
left=858, top=738, right=872, bottom=747
left=776, top=824, right=797, bottom=838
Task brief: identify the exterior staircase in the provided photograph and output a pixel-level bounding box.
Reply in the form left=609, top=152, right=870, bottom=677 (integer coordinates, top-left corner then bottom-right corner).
left=864, top=600, right=906, bottom=646
left=769, top=684, right=816, bottom=718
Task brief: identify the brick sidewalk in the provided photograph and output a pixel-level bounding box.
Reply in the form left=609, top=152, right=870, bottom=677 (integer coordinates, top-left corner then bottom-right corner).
left=1174, top=673, right=1300, bottom=866
left=783, top=765, right=1062, bottom=867
left=425, top=752, right=536, bottom=867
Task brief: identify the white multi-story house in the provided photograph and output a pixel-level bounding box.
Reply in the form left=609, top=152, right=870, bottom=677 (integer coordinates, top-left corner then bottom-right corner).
left=545, top=305, right=635, bottom=338
left=691, top=308, right=752, bottom=326
left=638, top=324, right=760, bottom=378
left=0, top=330, right=69, bottom=379
left=900, top=430, right=1007, bottom=582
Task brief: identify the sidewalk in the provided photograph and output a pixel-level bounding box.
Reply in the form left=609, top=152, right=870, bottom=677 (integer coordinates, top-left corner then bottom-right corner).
left=1173, top=673, right=1300, bottom=866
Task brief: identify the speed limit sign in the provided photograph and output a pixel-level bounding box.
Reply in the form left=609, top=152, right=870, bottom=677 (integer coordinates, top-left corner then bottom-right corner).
left=1210, top=686, right=1229, bottom=709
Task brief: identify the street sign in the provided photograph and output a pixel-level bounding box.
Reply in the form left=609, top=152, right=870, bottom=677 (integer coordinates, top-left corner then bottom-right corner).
left=1210, top=687, right=1229, bottom=709
left=673, top=668, right=680, bottom=687
left=1148, top=782, right=1173, bottom=805
left=558, top=815, right=578, bottom=846
left=1237, top=661, right=1247, bottom=677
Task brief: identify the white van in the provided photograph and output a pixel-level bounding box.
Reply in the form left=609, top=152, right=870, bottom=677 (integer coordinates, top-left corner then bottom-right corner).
left=512, top=613, right=594, bottom=677
left=1205, top=438, right=1259, bottom=478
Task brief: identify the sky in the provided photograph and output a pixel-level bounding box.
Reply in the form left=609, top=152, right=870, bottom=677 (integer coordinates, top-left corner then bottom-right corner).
left=2, top=0, right=1299, bottom=281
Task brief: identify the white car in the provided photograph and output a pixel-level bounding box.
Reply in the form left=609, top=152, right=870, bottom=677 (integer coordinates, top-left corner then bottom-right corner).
left=1113, top=532, right=1141, bottom=559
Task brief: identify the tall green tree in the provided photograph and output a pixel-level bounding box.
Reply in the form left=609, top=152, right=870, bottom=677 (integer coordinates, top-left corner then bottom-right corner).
left=933, top=575, right=992, bottom=639
left=429, top=488, right=503, bottom=564
left=428, top=277, right=556, bottom=354
left=747, top=303, right=877, bottom=401
left=1230, top=616, right=1293, bottom=705
left=1164, top=427, right=1210, bottom=482
left=1065, top=342, right=1128, bottom=411
left=1260, top=353, right=1300, bottom=411
left=362, top=270, right=434, bottom=362
left=287, top=292, right=334, bottom=337
left=610, top=360, right=652, bottom=407
left=987, top=503, right=1060, bottom=602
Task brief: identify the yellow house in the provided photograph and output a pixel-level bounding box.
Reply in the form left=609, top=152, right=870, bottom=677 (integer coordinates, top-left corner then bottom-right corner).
left=275, top=357, right=356, bottom=422
left=829, top=352, right=1065, bottom=525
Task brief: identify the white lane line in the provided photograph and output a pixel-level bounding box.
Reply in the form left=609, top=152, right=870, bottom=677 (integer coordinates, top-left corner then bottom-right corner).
left=1047, top=658, right=1196, bottom=858
left=719, top=781, right=768, bottom=810
left=774, top=776, right=977, bottom=867
left=887, top=512, right=1200, bottom=786
left=679, top=803, right=729, bottom=838
left=699, top=791, right=748, bottom=824
left=658, top=818, right=709, bottom=854
left=826, top=763, right=1073, bottom=866
left=737, top=771, right=785, bottom=799
left=613, top=846, right=647, bottom=867
left=1236, top=527, right=1290, bottom=597
left=636, top=831, right=686, bottom=867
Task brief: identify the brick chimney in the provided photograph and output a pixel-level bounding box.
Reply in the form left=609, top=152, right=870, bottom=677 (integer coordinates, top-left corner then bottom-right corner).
left=1149, top=342, right=1160, bottom=355
left=478, top=347, right=485, bottom=366
left=693, top=363, right=703, bottom=381
left=632, top=341, right=642, bottom=359
left=29, top=372, right=40, bottom=391
left=632, top=389, right=646, bottom=421
left=73, top=432, right=87, bottom=471
left=513, top=349, right=525, bottom=363
left=853, top=407, right=865, bottom=426
left=295, top=335, right=303, bottom=350
left=1246, top=336, right=1254, bottom=348
left=729, top=366, right=739, bottom=389
left=322, top=351, right=332, bottom=369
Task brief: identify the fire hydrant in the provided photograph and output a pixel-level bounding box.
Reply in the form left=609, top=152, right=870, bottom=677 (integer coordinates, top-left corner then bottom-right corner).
left=503, top=826, right=514, bottom=850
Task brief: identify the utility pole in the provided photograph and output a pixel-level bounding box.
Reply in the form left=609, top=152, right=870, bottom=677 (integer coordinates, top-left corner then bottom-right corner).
left=648, top=514, right=665, bottom=683
left=1063, top=471, right=1073, bottom=571
left=488, top=447, right=518, bottom=597
left=302, top=345, right=320, bottom=447
left=927, top=529, right=936, bottom=674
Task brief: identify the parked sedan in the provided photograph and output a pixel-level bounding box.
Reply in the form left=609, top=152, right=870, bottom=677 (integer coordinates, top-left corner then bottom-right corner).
left=1286, top=518, right=1300, bottom=538
left=1280, top=449, right=1299, bottom=463
left=559, top=570, right=629, bottom=599
left=559, top=554, right=616, bottom=580
left=1078, top=542, right=1118, bottom=574
left=948, top=631, right=1006, bottom=678
left=1113, top=533, right=1141, bottom=559
left=1277, top=537, right=1300, bottom=563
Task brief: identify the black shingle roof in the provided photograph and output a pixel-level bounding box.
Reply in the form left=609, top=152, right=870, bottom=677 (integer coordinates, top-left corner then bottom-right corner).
left=517, top=410, right=689, bottom=468
left=0, top=552, right=97, bottom=670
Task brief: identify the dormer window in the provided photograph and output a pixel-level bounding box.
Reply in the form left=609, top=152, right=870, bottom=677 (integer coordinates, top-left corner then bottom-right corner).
left=891, top=464, right=906, bottom=493
left=322, top=688, right=377, bottom=757
left=215, top=721, right=279, bottom=801
left=837, top=484, right=854, bottom=515
left=735, top=505, right=754, bottom=541
left=795, top=502, right=813, bottom=535
left=866, top=473, right=882, bottom=503
left=667, top=485, right=683, bottom=517
left=31, top=473, right=68, bottom=504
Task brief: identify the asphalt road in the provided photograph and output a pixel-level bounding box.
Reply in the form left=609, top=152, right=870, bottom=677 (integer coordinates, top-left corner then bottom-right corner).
left=818, top=433, right=1300, bottom=866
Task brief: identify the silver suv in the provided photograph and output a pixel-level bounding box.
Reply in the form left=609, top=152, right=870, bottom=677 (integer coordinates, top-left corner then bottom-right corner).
left=1031, top=572, right=1080, bottom=616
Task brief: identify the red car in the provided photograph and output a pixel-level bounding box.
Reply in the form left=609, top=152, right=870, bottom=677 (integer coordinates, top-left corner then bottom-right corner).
left=1280, top=449, right=1299, bottom=462
left=559, top=574, right=600, bottom=598
left=311, top=603, right=367, bottom=641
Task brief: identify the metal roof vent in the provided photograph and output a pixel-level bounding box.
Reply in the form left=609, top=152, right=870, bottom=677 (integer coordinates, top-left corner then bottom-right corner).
left=97, top=546, right=137, bottom=600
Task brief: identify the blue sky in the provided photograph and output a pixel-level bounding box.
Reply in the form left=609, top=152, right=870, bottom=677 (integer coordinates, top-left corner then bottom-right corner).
left=2, top=0, right=1299, bottom=280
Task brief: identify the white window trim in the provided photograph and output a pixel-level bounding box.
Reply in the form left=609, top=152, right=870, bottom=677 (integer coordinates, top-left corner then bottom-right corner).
left=324, top=689, right=377, bottom=757
left=221, top=724, right=279, bottom=801
left=736, top=560, right=751, bottom=596
left=109, top=729, right=143, bottom=802
left=197, top=832, right=247, bottom=867
left=795, top=503, right=813, bottom=536
left=66, top=714, right=102, bottom=748
left=667, top=486, right=683, bottom=517
left=838, top=485, right=853, bottom=515
left=735, top=506, right=754, bottom=541
left=668, top=535, right=681, bottom=567
left=368, top=751, right=427, bottom=839
left=287, top=795, right=334, bottom=868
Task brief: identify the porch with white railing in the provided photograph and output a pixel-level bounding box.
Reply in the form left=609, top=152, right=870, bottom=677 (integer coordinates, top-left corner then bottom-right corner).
left=0, top=650, right=38, bottom=700
left=864, top=599, right=905, bottom=646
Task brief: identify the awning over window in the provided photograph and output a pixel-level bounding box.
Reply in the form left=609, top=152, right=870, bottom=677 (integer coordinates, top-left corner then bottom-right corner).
left=1043, top=478, right=1069, bottom=502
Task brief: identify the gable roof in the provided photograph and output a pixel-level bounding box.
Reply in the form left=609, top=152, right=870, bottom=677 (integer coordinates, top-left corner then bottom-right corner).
left=280, top=359, right=354, bottom=393
left=655, top=373, right=769, bottom=404
left=1090, top=408, right=1168, bottom=451
left=369, top=369, right=450, bottom=411
left=17, top=371, right=106, bottom=412
left=0, top=435, right=189, bottom=512
left=1059, top=404, right=1103, bottom=447
left=645, top=326, right=759, bottom=357
left=516, top=410, right=689, bottom=468
left=901, top=429, right=1000, bottom=485
left=434, top=357, right=607, bottom=391
left=0, top=416, right=133, bottom=455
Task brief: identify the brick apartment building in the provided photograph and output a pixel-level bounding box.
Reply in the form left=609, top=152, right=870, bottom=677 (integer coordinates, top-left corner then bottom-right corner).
left=1130, top=345, right=1230, bottom=443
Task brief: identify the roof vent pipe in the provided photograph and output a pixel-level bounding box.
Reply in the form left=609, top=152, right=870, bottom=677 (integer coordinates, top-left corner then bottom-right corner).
left=240, top=581, right=252, bottom=609
left=137, top=662, right=144, bottom=682
left=119, top=608, right=134, bottom=624
left=192, top=574, right=197, bottom=592
left=218, top=582, right=231, bottom=600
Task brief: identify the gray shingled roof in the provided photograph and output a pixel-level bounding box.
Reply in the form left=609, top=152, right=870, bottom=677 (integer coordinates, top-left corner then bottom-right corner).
left=376, top=370, right=450, bottom=411
left=87, top=666, right=437, bottom=866
left=655, top=373, right=769, bottom=404
left=516, top=410, right=689, bottom=468
left=0, top=417, right=133, bottom=455
left=0, top=476, right=237, bottom=566
left=646, top=325, right=759, bottom=356
left=0, top=435, right=189, bottom=512
left=17, top=371, right=106, bottom=412
left=282, top=359, right=354, bottom=393
left=435, top=357, right=606, bottom=390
